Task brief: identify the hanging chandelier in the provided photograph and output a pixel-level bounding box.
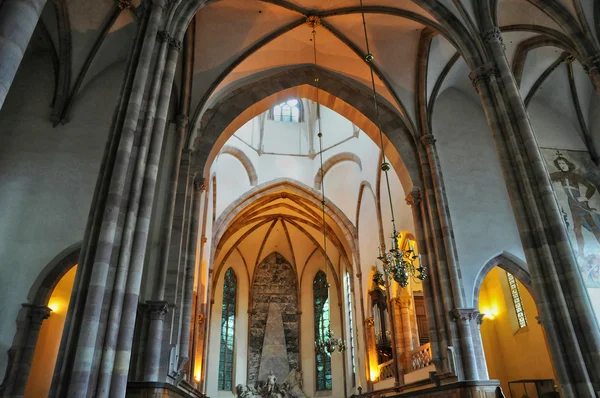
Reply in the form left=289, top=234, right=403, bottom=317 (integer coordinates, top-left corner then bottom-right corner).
left=355, top=1, right=428, bottom=289
left=308, top=15, right=347, bottom=356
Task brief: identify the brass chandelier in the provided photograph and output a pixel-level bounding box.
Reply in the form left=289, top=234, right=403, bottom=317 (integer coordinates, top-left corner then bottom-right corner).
left=354, top=0, right=428, bottom=289
left=309, top=15, right=346, bottom=356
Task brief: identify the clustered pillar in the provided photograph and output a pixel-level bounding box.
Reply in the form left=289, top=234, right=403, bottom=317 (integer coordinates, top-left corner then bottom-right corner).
left=469, top=23, right=600, bottom=397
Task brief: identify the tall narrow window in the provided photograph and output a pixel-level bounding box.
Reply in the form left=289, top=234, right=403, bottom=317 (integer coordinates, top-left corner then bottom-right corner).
left=314, top=271, right=332, bottom=391
left=345, top=272, right=356, bottom=385
left=273, top=99, right=301, bottom=122
left=218, top=268, right=237, bottom=390
left=507, top=272, right=527, bottom=329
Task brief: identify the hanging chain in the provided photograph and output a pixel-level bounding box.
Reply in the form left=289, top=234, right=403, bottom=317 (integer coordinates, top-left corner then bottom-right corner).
left=310, top=17, right=346, bottom=355
left=359, top=0, right=397, bottom=237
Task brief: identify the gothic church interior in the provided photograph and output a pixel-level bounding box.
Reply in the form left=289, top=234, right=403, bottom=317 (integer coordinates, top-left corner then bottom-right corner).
left=1, top=0, right=600, bottom=397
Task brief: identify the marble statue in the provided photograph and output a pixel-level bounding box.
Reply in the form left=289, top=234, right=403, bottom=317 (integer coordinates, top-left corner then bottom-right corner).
left=282, top=367, right=306, bottom=398
left=266, top=371, right=277, bottom=394
left=236, top=368, right=305, bottom=398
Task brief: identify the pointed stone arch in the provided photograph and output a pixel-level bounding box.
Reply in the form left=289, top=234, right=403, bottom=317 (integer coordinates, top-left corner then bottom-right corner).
left=220, top=145, right=258, bottom=186
left=314, top=152, right=362, bottom=190
left=472, top=252, right=533, bottom=309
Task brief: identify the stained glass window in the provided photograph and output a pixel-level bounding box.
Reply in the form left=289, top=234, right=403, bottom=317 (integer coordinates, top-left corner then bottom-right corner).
left=273, top=99, right=301, bottom=123
left=507, top=272, right=527, bottom=329
left=218, top=268, right=237, bottom=390
left=314, top=270, right=332, bottom=391
left=345, top=272, right=356, bottom=385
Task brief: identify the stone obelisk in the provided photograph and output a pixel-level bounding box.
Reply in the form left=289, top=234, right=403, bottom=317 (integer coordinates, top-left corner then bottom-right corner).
left=257, top=302, right=290, bottom=383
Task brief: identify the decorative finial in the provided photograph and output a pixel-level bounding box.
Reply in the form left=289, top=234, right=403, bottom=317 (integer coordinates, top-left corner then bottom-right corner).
left=306, top=15, right=321, bottom=29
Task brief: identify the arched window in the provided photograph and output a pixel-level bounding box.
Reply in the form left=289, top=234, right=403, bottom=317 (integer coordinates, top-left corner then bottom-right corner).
left=218, top=268, right=237, bottom=390
left=313, top=270, right=332, bottom=391
left=344, top=271, right=356, bottom=385
left=507, top=272, right=527, bottom=329
left=272, top=98, right=301, bottom=122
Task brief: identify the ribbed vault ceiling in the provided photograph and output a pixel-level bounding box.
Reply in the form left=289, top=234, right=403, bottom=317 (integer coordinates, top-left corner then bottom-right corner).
left=211, top=182, right=356, bottom=291
left=31, top=0, right=600, bottom=157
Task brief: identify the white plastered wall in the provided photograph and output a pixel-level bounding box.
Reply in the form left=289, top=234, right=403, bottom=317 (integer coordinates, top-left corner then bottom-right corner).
left=432, top=87, right=526, bottom=306
left=0, top=49, right=124, bottom=376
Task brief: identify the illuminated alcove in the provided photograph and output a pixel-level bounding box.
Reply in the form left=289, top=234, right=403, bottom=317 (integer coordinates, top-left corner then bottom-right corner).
left=478, top=266, right=556, bottom=396
left=24, top=265, right=77, bottom=397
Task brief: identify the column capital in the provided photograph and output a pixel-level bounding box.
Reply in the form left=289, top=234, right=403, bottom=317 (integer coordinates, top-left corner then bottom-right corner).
left=405, top=188, right=422, bottom=207
left=146, top=300, right=169, bottom=320
left=364, top=317, right=375, bottom=327
left=118, top=0, right=132, bottom=10
left=420, top=134, right=436, bottom=148
left=168, top=37, right=183, bottom=52
left=176, top=114, right=189, bottom=128
left=475, top=312, right=485, bottom=326
left=450, top=308, right=479, bottom=323
left=582, top=53, right=600, bottom=75
left=197, top=314, right=205, bottom=324
left=482, top=27, right=505, bottom=50
left=469, top=62, right=498, bottom=89
left=394, top=296, right=412, bottom=309
left=23, top=304, right=51, bottom=325
left=201, top=236, right=208, bottom=245
left=156, top=30, right=169, bottom=44
left=193, top=177, right=206, bottom=192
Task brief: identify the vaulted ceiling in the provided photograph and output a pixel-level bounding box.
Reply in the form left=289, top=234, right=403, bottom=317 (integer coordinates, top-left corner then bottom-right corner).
left=32, top=0, right=600, bottom=157
left=210, top=181, right=357, bottom=293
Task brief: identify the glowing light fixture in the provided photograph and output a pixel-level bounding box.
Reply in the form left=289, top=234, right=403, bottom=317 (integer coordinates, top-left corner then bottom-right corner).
left=354, top=0, right=428, bottom=289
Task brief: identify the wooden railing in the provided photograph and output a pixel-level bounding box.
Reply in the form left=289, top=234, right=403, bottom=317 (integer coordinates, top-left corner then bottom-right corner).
left=378, top=359, right=395, bottom=380
left=410, top=342, right=433, bottom=371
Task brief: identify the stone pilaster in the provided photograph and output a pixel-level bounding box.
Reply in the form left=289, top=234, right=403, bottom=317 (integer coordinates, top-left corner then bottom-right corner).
left=0, top=0, right=47, bottom=110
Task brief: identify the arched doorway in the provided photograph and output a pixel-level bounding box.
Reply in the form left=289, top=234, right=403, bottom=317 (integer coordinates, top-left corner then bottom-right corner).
left=0, top=244, right=79, bottom=397
left=24, top=265, right=77, bottom=397
left=476, top=258, right=557, bottom=397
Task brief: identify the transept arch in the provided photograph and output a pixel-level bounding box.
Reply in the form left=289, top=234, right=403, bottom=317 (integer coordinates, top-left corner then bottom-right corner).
left=190, top=66, right=421, bottom=193
left=314, top=152, right=362, bottom=190
left=219, top=145, right=258, bottom=186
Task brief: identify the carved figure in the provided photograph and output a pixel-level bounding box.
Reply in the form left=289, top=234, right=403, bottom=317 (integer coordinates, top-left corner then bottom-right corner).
left=283, top=367, right=306, bottom=398
left=266, top=371, right=277, bottom=394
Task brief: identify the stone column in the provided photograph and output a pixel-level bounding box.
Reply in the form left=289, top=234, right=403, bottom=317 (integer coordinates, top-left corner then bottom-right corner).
left=144, top=301, right=170, bottom=381
left=0, top=0, right=46, bottom=110
left=405, top=188, right=448, bottom=374
left=420, top=136, right=478, bottom=380
left=473, top=26, right=600, bottom=397
left=450, top=309, right=479, bottom=381
left=364, top=318, right=379, bottom=383
left=472, top=313, right=488, bottom=380
left=0, top=304, right=51, bottom=397
left=177, top=176, right=204, bottom=373
left=396, top=296, right=414, bottom=373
